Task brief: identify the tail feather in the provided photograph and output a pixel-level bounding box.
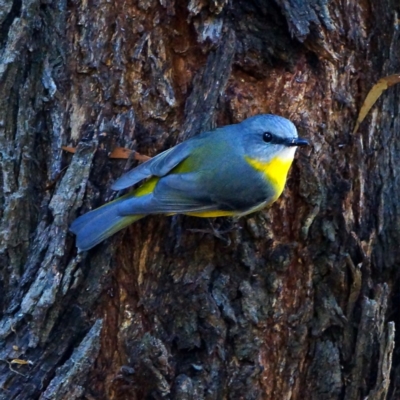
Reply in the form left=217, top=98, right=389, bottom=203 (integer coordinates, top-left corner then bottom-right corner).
left=70, top=198, right=144, bottom=251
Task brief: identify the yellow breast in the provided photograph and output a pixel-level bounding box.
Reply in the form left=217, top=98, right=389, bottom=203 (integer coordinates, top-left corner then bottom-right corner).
left=245, top=153, right=295, bottom=200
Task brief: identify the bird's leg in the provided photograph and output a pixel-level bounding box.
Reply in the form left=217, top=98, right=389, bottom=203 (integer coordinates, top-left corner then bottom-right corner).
left=187, top=218, right=241, bottom=245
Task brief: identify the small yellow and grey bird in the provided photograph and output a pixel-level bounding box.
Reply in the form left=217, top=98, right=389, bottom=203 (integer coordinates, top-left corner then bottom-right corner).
left=71, top=114, right=308, bottom=250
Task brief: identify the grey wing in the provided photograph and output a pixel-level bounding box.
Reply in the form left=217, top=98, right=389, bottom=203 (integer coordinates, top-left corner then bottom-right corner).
left=122, top=162, right=268, bottom=215
left=151, top=158, right=273, bottom=212
left=111, top=141, right=193, bottom=190
left=117, top=172, right=220, bottom=216
left=117, top=158, right=271, bottom=216
left=115, top=132, right=272, bottom=215
left=152, top=172, right=218, bottom=210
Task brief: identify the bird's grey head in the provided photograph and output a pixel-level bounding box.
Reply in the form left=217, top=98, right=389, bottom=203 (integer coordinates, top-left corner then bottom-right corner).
left=239, top=114, right=308, bottom=161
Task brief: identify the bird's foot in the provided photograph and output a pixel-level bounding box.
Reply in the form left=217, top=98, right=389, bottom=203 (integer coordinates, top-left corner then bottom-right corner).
left=187, top=219, right=241, bottom=246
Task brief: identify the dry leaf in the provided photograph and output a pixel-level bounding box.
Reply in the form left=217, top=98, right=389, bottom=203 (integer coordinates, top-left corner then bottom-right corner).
left=109, top=147, right=132, bottom=159
left=62, top=146, right=151, bottom=161
left=353, top=74, right=400, bottom=133
left=10, top=359, right=32, bottom=365
left=62, top=146, right=77, bottom=154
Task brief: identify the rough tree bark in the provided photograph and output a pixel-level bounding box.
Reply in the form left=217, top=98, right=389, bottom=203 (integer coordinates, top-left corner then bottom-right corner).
left=0, top=0, right=399, bottom=399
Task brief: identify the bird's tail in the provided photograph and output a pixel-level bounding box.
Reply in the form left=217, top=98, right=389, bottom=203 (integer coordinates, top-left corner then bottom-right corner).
left=70, top=196, right=144, bottom=251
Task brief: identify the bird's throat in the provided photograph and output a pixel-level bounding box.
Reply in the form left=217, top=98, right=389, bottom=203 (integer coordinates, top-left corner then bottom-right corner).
left=245, top=151, right=295, bottom=198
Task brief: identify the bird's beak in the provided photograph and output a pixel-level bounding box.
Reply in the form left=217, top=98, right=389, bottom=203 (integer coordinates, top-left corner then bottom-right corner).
left=287, top=137, right=309, bottom=147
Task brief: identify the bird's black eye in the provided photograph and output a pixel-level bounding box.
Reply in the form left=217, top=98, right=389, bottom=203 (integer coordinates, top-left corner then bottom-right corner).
left=263, top=132, right=273, bottom=142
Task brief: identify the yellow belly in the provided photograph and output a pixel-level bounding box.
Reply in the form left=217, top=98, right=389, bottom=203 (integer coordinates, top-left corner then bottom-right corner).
left=185, top=210, right=237, bottom=217
left=244, top=154, right=294, bottom=199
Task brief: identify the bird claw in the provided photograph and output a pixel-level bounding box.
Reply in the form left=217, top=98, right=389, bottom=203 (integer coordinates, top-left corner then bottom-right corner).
left=187, top=219, right=241, bottom=246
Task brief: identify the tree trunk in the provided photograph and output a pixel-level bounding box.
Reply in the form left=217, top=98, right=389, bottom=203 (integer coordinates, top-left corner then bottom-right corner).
left=1, top=0, right=399, bottom=399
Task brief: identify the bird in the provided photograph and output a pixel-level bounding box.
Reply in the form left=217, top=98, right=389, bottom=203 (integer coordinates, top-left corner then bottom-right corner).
left=70, top=114, right=308, bottom=251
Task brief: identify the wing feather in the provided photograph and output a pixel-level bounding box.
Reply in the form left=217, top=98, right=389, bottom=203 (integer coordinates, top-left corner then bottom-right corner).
left=111, top=142, right=192, bottom=190
left=117, top=171, right=219, bottom=215
left=117, top=192, right=218, bottom=215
